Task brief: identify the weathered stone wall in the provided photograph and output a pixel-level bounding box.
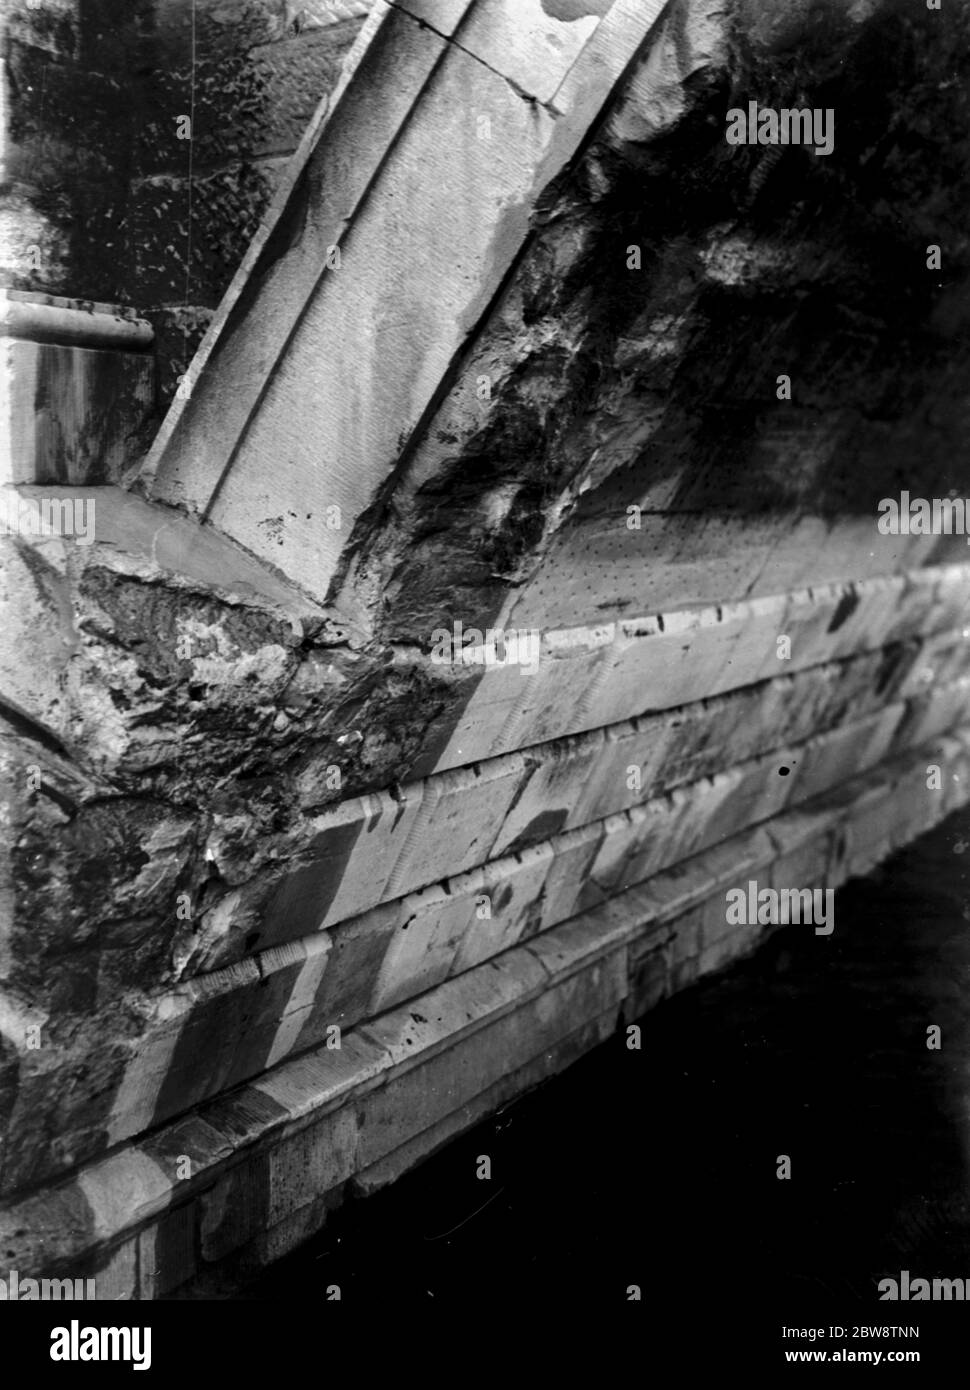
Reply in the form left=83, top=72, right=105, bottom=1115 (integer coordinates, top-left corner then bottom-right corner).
left=128, top=0, right=369, bottom=406
left=2, top=0, right=370, bottom=408
left=2, top=0, right=123, bottom=300
left=2, top=0, right=970, bottom=1296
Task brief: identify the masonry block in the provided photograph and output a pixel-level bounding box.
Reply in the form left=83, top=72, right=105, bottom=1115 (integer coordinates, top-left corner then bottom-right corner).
left=248, top=24, right=364, bottom=158
left=75, top=1150, right=173, bottom=1246
left=384, top=755, right=527, bottom=899
left=141, top=1115, right=234, bottom=1194
left=9, top=0, right=970, bottom=1306
left=0, top=534, right=79, bottom=743
left=536, top=822, right=607, bottom=931
left=672, top=900, right=706, bottom=962
left=791, top=708, right=902, bottom=805
left=263, top=784, right=424, bottom=940
left=941, top=732, right=970, bottom=816
left=360, top=948, right=547, bottom=1078
left=128, top=159, right=286, bottom=308
left=353, top=1009, right=617, bottom=1195
left=525, top=911, right=632, bottom=981
left=887, top=755, right=952, bottom=852
left=103, top=960, right=263, bottom=1144
left=356, top=961, right=623, bottom=1170
left=2, top=338, right=155, bottom=485
left=457, top=0, right=604, bottom=105
left=199, top=1154, right=269, bottom=1264
left=294, top=903, right=400, bottom=1042
left=489, top=734, right=606, bottom=859
left=589, top=796, right=683, bottom=897
left=840, top=780, right=900, bottom=881
left=896, top=679, right=970, bottom=752
left=266, top=1107, right=358, bottom=1227
left=89, top=1238, right=139, bottom=1301
left=138, top=1202, right=196, bottom=1299
left=698, top=926, right=753, bottom=980
left=233, top=1189, right=343, bottom=1276
left=13, top=675, right=968, bottom=1193
left=195, top=1084, right=290, bottom=1154
left=369, top=883, right=475, bottom=1012
left=702, top=825, right=778, bottom=892
left=768, top=837, right=834, bottom=907
left=223, top=943, right=319, bottom=1088
left=624, top=940, right=671, bottom=1021
left=251, top=1031, right=387, bottom=1125
left=687, top=761, right=790, bottom=852
left=432, top=634, right=611, bottom=772
left=450, top=843, right=555, bottom=973
left=254, top=934, right=333, bottom=1072
left=576, top=718, right=670, bottom=824
left=5, top=725, right=970, bottom=1293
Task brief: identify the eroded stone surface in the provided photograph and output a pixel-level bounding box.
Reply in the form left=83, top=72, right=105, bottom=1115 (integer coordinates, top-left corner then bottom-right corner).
left=4, top=0, right=970, bottom=1211
left=2, top=0, right=369, bottom=408
left=335, top=0, right=970, bottom=641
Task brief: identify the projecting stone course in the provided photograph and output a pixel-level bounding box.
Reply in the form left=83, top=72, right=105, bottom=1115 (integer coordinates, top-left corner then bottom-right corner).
left=2, top=736, right=968, bottom=1294
left=3, top=0, right=970, bottom=1295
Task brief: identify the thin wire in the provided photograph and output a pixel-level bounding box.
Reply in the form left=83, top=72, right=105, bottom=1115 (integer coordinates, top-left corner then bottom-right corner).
left=422, top=1187, right=507, bottom=1242
left=176, top=0, right=198, bottom=818
left=184, top=0, right=197, bottom=327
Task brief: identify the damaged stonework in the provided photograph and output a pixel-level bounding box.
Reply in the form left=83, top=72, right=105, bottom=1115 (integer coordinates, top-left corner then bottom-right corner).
left=0, top=486, right=476, bottom=1190
left=2, top=734, right=969, bottom=1295
left=2, top=0, right=373, bottom=408
left=332, top=0, right=970, bottom=646
left=2, top=479, right=968, bottom=1193
left=3, top=0, right=970, bottom=1279
left=142, top=0, right=676, bottom=586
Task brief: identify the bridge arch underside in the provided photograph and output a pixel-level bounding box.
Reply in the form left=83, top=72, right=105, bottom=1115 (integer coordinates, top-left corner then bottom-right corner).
left=2, top=0, right=970, bottom=1297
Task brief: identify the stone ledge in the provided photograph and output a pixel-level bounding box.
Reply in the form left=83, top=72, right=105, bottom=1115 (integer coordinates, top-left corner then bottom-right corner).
left=420, top=563, right=970, bottom=774
left=3, top=724, right=968, bottom=1293
left=3, top=484, right=965, bottom=780
left=265, top=629, right=967, bottom=935
left=2, top=668, right=967, bottom=1194
left=2, top=485, right=326, bottom=633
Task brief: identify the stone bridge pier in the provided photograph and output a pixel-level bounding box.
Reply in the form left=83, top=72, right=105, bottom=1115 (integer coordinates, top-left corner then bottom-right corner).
left=1, top=0, right=969, bottom=1299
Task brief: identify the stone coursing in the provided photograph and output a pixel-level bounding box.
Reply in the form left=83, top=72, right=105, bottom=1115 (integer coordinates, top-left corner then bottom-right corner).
left=2, top=0, right=970, bottom=1290
left=2, top=0, right=370, bottom=407
left=2, top=734, right=967, bottom=1295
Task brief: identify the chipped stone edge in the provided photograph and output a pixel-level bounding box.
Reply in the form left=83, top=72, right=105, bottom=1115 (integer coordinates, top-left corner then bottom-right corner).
left=3, top=726, right=968, bottom=1293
